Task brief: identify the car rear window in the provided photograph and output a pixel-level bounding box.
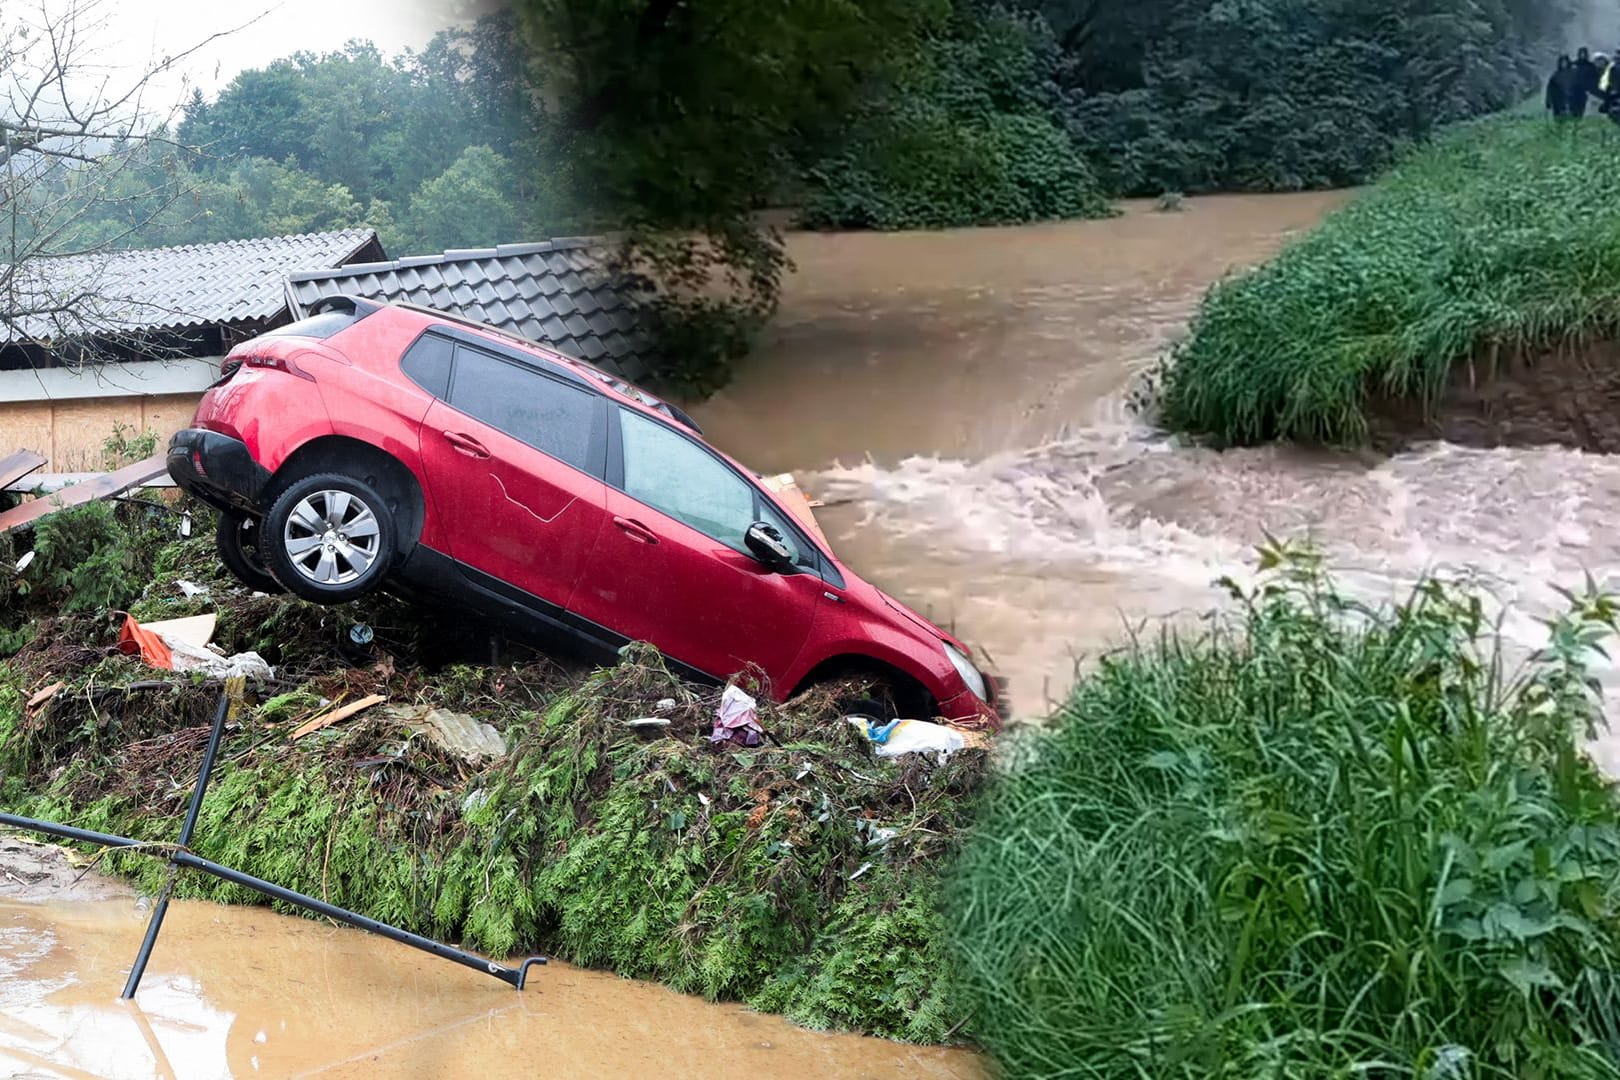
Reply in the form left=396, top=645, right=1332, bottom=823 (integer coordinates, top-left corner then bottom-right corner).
left=449, top=345, right=597, bottom=471
left=264, top=306, right=370, bottom=340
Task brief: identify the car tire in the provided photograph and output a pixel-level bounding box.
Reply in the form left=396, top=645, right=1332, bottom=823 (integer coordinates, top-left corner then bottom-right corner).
left=262, top=472, right=397, bottom=604
left=215, top=511, right=284, bottom=594
left=835, top=693, right=900, bottom=725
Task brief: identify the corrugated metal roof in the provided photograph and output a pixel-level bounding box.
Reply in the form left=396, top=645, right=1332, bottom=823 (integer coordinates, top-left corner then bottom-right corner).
left=285, top=238, right=655, bottom=380
left=4, top=229, right=380, bottom=344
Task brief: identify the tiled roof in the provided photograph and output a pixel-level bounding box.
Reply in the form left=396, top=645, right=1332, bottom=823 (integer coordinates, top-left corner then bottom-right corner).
left=4, top=229, right=380, bottom=344
left=285, top=239, right=655, bottom=379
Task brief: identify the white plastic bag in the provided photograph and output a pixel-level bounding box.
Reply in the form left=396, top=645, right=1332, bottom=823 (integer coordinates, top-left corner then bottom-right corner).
left=847, top=717, right=966, bottom=761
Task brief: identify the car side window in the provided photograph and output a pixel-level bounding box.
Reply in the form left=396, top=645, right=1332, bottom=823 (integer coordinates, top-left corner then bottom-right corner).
left=401, top=332, right=453, bottom=399
left=619, top=409, right=757, bottom=550
left=448, top=345, right=596, bottom=472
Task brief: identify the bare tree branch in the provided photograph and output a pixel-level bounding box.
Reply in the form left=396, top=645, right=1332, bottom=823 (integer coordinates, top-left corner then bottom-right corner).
left=1, top=0, right=264, bottom=363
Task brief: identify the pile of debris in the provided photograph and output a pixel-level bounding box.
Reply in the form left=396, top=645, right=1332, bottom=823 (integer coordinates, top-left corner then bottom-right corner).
left=0, top=494, right=990, bottom=1044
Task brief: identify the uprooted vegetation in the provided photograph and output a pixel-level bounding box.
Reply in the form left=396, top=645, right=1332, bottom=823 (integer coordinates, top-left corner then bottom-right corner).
left=949, top=544, right=1620, bottom=1078
left=0, top=499, right=985, bottom=1042
left=1157, top=117, right=1620, bottom=448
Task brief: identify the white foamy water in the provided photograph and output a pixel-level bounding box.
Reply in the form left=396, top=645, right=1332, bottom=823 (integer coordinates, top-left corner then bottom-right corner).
left=812, top=406, right=1620, bottom=772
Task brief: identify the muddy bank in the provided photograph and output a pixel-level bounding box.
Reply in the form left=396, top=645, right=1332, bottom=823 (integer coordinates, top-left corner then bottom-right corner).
left=0, top=836, right=129, bottom=902
left=0, top=897, right=983, bottom=1079
left=1370, top=338, right=1620, bottom=452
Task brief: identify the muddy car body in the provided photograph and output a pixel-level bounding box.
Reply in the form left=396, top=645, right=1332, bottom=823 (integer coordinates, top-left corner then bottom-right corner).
left=166, top=297, right=1002, bottom=725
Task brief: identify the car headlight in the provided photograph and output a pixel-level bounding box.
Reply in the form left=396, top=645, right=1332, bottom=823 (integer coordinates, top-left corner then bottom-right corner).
left=943, top=642, right=987, bottom=702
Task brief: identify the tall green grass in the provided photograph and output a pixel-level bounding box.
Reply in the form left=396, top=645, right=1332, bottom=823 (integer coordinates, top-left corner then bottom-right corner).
left=949, top=543, right=1620, bottom=1077
left=1160, top=117, right=1620, bottom=445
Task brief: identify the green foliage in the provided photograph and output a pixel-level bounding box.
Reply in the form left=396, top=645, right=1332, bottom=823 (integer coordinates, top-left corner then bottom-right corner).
left=516, top=0, right=942, bottom=389
left=395, top=146, right=525, bottom=256
left=1159, top=118, right=1620, bottom=446
left=99, top=424, right=158, bottom=470
left=949, top=540, right=1620, bottom=1077
left=1051, top=0, right=1575, bottom=196
left=802, top=5, right=1110, bottom=230
left=28, top=502, right=146, bottom=615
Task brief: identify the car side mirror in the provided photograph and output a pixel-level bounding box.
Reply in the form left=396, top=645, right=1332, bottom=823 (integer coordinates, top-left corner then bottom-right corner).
left=745, top=521, right=794, bottom=571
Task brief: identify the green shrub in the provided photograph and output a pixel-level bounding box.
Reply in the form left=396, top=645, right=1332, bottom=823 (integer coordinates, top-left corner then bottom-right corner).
left=1159, top=118, right=1620, bottom=445
left=1060, top=0, right=1559, bottom=198
left=802, top=4, right=1111, bottom=230
left=949, top=541, right=1620, bottom=1077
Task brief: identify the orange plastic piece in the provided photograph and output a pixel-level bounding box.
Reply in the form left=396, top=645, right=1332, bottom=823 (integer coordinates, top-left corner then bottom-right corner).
left=118, top=615, right=174, bottom=670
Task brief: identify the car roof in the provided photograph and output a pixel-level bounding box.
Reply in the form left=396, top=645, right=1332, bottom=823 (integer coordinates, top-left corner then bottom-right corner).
left=388, top=301, right=704, bottom=436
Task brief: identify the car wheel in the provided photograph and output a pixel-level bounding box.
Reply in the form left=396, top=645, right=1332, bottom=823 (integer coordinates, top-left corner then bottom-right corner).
left=215, top=511, right=284, bottom=594
left=838, top=695, right=896, bottom=723
left=263, top=472, right=396, bottom=604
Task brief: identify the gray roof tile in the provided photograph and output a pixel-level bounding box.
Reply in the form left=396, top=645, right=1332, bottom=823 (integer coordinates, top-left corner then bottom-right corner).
left=286, top=237, right=656, bottom=378
left=5, top=228, right=377, bottom=343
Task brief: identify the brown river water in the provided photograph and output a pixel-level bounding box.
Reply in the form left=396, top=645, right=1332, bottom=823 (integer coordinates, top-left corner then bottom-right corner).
left=15, top=190, right=1620, bottom=1076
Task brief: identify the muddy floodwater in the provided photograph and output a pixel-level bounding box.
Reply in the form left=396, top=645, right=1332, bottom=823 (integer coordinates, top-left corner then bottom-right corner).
left=21, top=189, right=1620, bottom=1077
left=699, top=192, right=1620, bottom=780
left=0, top=893, right=980, bottom=1079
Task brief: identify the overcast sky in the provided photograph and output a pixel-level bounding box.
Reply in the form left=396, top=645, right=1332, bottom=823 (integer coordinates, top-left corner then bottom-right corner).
left=94, top=0, right=496, bottom=99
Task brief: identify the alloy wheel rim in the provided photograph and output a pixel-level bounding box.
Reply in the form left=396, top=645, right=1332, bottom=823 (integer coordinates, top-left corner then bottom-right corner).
left=282, top=489, right=381, bottom=586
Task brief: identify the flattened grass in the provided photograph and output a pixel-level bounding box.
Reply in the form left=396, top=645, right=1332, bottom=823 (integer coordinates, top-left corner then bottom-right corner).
left=1161, top=117, right=1620, bottom=445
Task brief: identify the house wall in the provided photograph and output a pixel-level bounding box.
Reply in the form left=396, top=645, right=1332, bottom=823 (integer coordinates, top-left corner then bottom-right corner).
left=0, top=392, right=203, bottom=471
left=0, top=358, right=218, bottom=471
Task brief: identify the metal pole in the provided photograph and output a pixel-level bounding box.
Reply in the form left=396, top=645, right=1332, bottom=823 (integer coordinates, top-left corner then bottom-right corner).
left=0, top=817, right=547, bottom=990
left=121, top=692, right=232, bottom=999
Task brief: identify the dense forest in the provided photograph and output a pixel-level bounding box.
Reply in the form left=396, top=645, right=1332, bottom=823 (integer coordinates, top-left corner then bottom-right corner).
left=11, top=0, right=1592, bottom=386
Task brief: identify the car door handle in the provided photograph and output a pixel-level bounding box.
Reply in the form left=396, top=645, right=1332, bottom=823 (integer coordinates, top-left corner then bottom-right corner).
left=613, top=516, right=659, bottom=544
left=442, top=431, right=490, bottom=459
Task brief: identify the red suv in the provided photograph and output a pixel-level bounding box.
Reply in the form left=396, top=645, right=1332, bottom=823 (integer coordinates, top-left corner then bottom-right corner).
left=167, top=297, right=1002, bottom=726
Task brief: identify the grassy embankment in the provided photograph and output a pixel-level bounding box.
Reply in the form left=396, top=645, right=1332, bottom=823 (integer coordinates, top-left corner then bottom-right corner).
left=0, top=500, right=981, bottom=1043
left=948, top=543, right=1620, bottom=1077
left=1159, top=116, right=1620, bottom=445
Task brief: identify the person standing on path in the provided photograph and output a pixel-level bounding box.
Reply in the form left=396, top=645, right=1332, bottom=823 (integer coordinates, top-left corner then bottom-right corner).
left=1575, top=47, right=1600, bottom=117
left=1549, top=55, right=1578, bottom=120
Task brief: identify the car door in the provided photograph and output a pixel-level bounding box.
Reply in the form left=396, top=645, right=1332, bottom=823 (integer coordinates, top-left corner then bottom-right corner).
left=415, top=340, right=609, bottom=613
left=569, top=405, right=822, bottom=681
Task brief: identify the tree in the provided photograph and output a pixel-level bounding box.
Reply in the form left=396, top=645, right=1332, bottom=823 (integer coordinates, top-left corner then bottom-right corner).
left=396, top=145, right=524, bottom=255
left=512, top=0, right=943, bottom=390
left=1, top=0, right=254, bottom=352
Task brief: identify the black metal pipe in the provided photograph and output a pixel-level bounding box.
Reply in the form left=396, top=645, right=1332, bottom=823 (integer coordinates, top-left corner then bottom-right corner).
left=0, top=812, right=135, bottom=850
left=122, top=693, right=232, bottom=999
left=0, top=824, right=547, bottom=989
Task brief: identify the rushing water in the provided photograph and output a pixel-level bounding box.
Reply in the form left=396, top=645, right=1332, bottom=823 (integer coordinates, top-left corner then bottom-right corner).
left=17, top=189, right=1620, bottom=1077
left=697, top=192, right=1620, bottom=777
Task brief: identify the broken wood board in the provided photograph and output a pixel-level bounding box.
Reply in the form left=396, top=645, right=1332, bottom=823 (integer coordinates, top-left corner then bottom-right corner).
left=0, top=454, right=167, bottom=536
left=0, top=451, right=47, bottom=493
left=385, top=705, right=507, bottom=763
left=26, top=681, right=64, bottom=713
left=291, top=694, right=387, bottom=740
left=761, top=472, right=830, bottom=548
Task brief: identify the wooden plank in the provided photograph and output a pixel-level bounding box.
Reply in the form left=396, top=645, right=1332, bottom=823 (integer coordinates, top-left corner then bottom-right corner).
left=290, top=694, right=387, bottom=741
left=8, top=471, right=176, bottom=493
left=0, top=454, right=167, bottom=536
left=0, top=450, right=47, bottom=492
left=761, top=472, right=831, bottom=549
